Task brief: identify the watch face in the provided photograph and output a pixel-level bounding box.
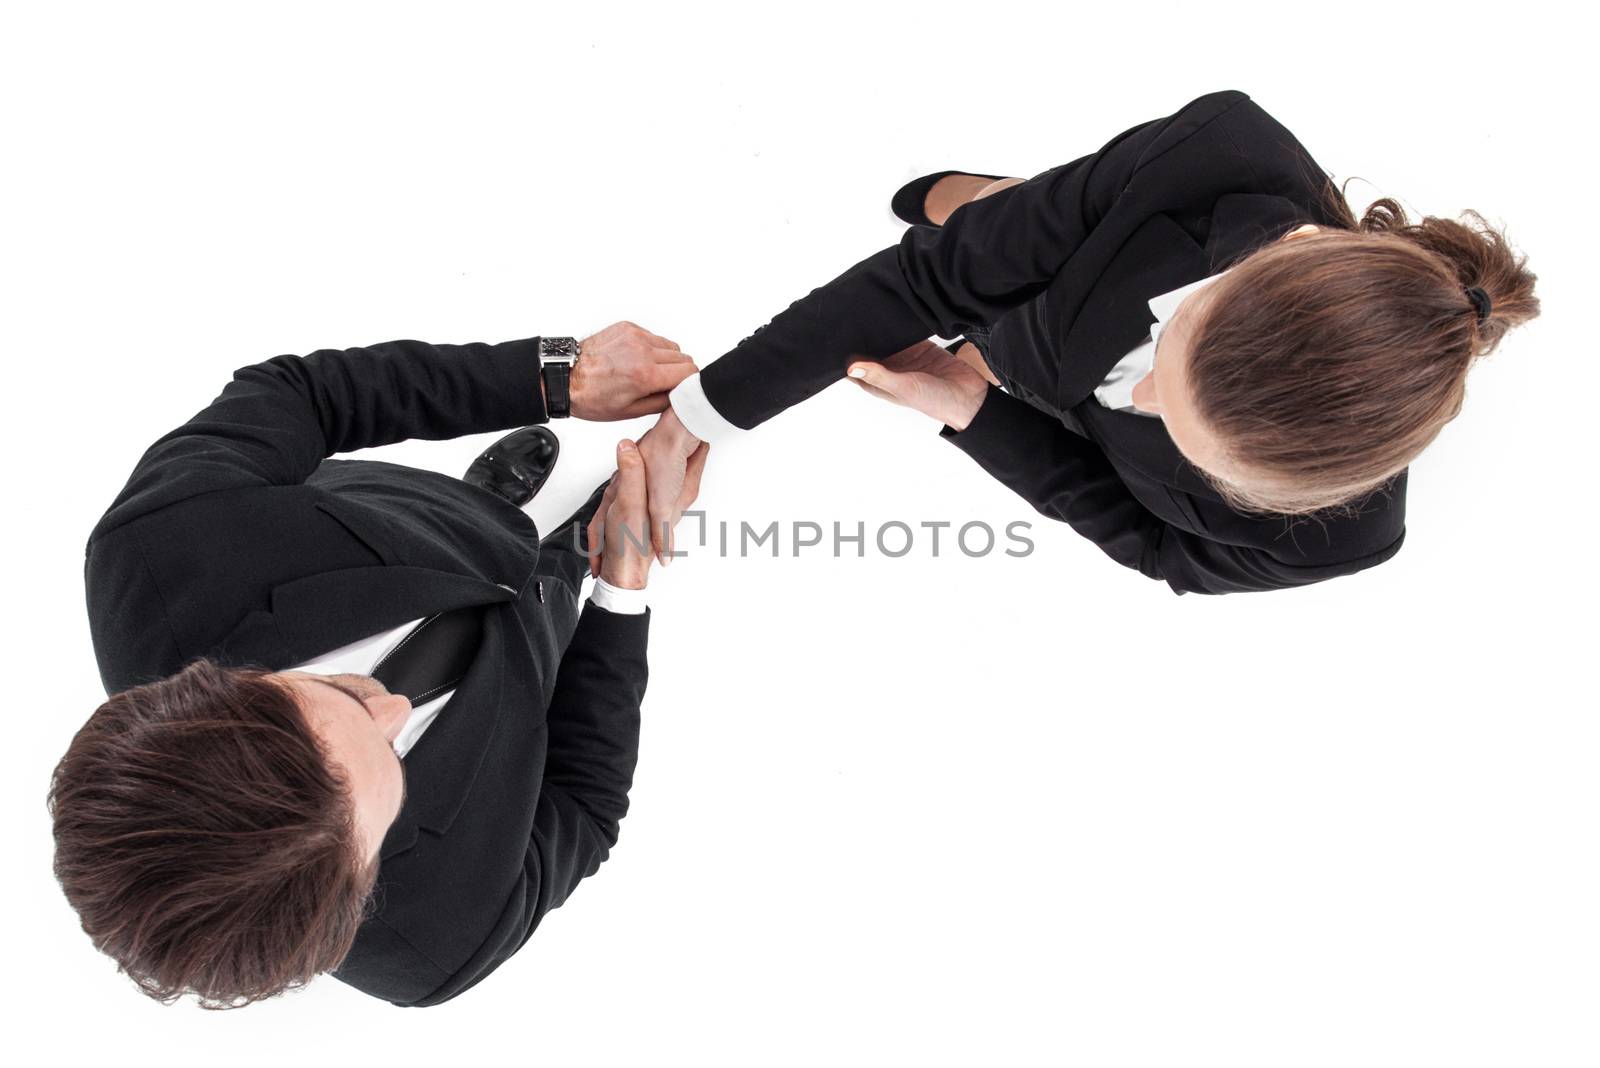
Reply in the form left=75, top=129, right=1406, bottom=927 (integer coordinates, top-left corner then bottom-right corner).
left=541, top=337, right=580, bottom=363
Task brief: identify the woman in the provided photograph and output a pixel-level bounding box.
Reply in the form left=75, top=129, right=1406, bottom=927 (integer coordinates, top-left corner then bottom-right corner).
left=622, top=90, right=1540, bottom=594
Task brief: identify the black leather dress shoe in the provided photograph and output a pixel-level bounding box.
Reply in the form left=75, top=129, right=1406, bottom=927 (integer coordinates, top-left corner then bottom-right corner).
left=464, top=426, right=560, bottom=507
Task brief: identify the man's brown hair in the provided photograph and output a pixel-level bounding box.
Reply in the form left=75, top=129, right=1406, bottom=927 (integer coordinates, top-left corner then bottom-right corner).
left=1188, top=189, right=1540, bottom=515
left=49, top=659, right=377, bottom=1008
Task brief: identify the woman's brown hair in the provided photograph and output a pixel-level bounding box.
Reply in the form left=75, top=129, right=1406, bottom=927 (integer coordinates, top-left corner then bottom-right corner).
left=48, top=660, right=377, bottom=1008
left=1186, top=186, right=1540, bottom=515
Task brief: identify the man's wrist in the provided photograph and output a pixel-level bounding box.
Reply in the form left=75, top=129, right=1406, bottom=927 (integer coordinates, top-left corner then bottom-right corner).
left=598, top=560, right=649, bottom=590
left=591, top=576, right=648, bottom=613
left=567, top=371, right=586, bottom=419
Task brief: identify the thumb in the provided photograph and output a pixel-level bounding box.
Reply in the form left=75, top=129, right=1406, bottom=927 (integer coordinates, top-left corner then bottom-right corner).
left=847, top=362, right=907, bottom=399
left=613, top=439, right=647, bottom=529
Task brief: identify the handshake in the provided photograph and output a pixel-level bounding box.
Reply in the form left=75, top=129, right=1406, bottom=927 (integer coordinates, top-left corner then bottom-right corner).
left=559, top=321, right=711, bottom=592
left=570, top=320, right=994, bottom=591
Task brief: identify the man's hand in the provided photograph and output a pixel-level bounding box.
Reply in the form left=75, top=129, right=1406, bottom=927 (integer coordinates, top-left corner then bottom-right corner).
left=596, top=439, right=653, bottom=590
left=846, top=341, right=990, bottom=431
left=587, top=407, right=708, bottom=573
left=568, top=321, right=698, bottom=421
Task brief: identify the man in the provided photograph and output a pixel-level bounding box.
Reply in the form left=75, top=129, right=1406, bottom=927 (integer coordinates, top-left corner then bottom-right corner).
left=50, top=322, right=708, bottom=1007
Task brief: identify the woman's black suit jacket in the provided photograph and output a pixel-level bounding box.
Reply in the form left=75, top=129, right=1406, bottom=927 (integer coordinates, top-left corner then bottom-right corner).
left=697, top=90, right=1406, bottom=594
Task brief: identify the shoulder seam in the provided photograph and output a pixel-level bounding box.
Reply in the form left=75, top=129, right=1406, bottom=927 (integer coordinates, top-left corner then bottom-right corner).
left=1133, top=91, right=1253, bottom=175
left=126, top=524, right=186, bottom=675
left=368, top=911, right=453, bottom=982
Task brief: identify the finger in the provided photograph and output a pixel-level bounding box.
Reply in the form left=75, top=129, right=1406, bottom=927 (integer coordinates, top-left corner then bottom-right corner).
left=649, top=477, right=673, bottom=565
left=847, top=362, right=907, bottom=400
left=586, top=501, right=604, bottom=577
left=642, top=360, right=697, bottom=394
left=652, top=348, right=699, bottom=370
left=612, top=440, right=648, bottom=532
left=851, top=379, right=900, bottom=403
left=679, top=442, right=710, bottom=510
left=609, top=441, right=649, bottom=566
left=643, top=330, right=681, bottom=351
left=659, top=447, right=709, bottom=564
left=585, top=476, right=619, bottom=578
left=584, top=482, right=611, bottom=558
left=881, top=340, right=937, bottom=369
left=647, top=462, right=685, bottom=565
left=615, top=392, right=673, bottom=419
left=879, top=345, right=914, bottom=369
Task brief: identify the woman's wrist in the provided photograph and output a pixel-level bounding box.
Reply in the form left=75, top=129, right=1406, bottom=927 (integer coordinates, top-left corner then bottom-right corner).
left=941, top=381, right=989, bottom=432
left=655, top=406, right=703, bottom=458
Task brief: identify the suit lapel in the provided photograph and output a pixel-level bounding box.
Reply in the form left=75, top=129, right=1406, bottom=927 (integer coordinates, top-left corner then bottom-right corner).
left=213, top=564, right=520, bottom=863
left=379, top=606, right=512, bottom=860
left=1204, top=192, right=1311, bottom=271
left=1055, top=214, right=1211, bottom=410
left=215, top=565, right=514, bottom=671
left=211, top=511, right=526, bottom=864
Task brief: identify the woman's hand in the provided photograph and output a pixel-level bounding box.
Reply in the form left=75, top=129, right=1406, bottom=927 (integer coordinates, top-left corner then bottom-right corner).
left=587, top=407, right=709, bottom=573
left=847, top=341, right=990, bottom=431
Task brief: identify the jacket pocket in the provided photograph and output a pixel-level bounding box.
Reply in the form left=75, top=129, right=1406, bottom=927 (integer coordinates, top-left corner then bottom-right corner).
left=315, top=498, right=398, bottom=566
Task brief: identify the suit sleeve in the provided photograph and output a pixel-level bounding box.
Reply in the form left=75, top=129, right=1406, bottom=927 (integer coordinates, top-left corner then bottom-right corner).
left=945, top=388, right=1400, bottom=595
left=92, top=337, right=549, bottom=538
left=696, top=91, right=1254, bottom=429
left=526, top=601, right=648, bottom=916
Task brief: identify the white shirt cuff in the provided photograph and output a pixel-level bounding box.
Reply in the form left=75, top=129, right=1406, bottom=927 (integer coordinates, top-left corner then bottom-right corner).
left=669, top=372, right=744, bottom=444
left=588, top=577, right=648, bottom=615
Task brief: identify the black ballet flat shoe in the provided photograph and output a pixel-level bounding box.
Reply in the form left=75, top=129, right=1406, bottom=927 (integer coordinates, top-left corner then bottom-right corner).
left=464, top=426, right=560, bottom=507
left=890, top=170, right=1009, bottom=227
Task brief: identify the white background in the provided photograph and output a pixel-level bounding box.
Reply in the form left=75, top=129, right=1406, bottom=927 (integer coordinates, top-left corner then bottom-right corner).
left=3, top=2, right=1593, bottom=1065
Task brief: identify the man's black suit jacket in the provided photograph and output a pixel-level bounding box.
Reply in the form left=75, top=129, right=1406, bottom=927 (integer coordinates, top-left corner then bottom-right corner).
left=85, top=337, right=647, bottom=1006
left=697, top=89, right=1406, bottom=595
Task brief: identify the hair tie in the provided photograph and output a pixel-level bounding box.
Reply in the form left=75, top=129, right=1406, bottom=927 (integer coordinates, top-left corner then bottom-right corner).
left=1465, top=286, right=1492, bottom=322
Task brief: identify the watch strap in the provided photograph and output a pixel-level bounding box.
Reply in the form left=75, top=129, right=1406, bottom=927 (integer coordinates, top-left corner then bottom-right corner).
left=537, top=336, right=579, bottom=419
left=542, top=361, right=573, bottom=418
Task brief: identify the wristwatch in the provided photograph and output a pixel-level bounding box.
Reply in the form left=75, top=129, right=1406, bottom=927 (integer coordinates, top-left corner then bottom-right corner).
left=538, top=336, right=580, bottom=418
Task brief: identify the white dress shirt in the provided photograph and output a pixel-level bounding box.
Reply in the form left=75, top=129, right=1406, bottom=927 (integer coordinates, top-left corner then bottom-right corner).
left=667, top=271, right=1231, bottom=439
left=292, top=577, right=645, bottom=757
left=1091, top=271, right=1228, bottom=415
left=669, top=368, right=745, bottom=443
